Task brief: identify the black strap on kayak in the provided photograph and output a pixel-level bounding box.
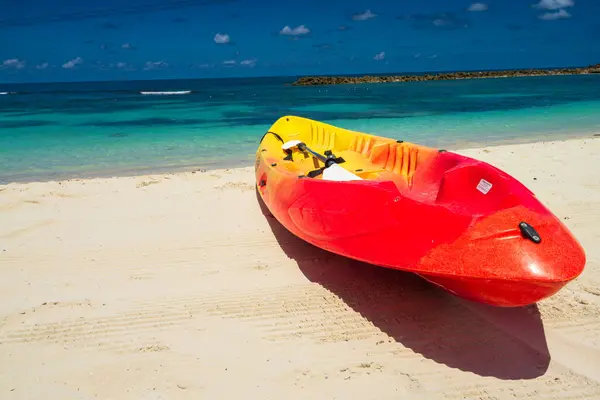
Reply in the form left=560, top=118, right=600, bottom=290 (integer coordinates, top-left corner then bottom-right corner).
left=259, top=131, right=284, bottom=144
left=258, top=130, right=294, bottom=160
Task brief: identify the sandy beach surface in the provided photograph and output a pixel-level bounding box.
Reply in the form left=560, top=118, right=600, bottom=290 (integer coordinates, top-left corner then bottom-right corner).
left=1, top=136, right=599, bottom=399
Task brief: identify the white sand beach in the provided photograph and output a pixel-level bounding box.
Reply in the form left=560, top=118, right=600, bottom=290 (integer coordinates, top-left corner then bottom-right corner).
left=1, top=136, right=599, bottom=399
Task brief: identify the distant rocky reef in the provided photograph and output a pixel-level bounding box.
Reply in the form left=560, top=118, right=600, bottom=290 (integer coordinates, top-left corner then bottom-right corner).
left=292, top=63, right=600, bottom=86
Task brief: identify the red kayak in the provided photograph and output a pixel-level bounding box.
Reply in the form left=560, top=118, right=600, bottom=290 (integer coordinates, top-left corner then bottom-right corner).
left=255, top=115, right=586, bottom=307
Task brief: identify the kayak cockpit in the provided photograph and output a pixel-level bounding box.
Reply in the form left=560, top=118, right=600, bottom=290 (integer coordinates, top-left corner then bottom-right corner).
left=261, top=116, right=529, bottom=215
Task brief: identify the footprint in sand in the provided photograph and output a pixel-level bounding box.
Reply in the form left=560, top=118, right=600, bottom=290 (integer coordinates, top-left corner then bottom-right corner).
left=136, top=180, right=161, bottom=188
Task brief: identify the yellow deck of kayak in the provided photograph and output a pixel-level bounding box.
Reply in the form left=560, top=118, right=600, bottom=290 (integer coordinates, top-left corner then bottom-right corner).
left=259, top=115, right=441, bottom=187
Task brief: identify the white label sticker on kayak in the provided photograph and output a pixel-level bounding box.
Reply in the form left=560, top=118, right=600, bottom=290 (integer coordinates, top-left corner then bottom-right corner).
left=476, top=178, right=492, bottom=194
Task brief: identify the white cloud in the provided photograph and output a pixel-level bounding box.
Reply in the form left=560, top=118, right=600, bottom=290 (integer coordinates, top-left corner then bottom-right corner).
left=2, top=58, right=26, bottom=69
left=222, top=60, right=236, bottom=66
left=374, top=51, right=385, bottom=60
left=36, top=62, right=49, bottom=70
left=240, top=59, right=257, bottom=67
left=143, top=61, right=168, bottom=70
left=62, top=57, right=83, bottom=69
left=113, top=62, right=134, bottom=70
left=214, top=33, right=230, bottom=44
left=352, top=10, right=377, bottom=20
left=534, top=0, right=574, bottom=10
left=122, top=43, right=133, bottom=49
left=539, top=8, right=571, bottom=19
left=280, top=25, right=310, bottom=36
left=468, top=3, right=488, bottom=11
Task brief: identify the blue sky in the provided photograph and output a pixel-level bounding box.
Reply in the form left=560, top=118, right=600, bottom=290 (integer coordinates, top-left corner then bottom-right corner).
left=1, top=0, right=599, bottom=82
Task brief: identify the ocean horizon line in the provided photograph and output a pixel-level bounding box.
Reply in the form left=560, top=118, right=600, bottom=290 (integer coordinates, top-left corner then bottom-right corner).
left=1, top=61, right=597, bottom=87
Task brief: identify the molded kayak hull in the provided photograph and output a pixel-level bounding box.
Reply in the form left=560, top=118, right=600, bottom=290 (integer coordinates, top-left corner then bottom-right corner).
left=255, top=116, right=586, bottom=307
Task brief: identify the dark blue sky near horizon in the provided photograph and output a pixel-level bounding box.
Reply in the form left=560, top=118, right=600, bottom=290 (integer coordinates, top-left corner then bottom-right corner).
left=1, top=0, right=599, bottom=83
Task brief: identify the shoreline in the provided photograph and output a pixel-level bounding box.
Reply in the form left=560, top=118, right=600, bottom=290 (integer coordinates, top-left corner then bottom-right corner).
left=2, top=133, right=598, bottom=186
left=292, top=64, right=600, bottom=86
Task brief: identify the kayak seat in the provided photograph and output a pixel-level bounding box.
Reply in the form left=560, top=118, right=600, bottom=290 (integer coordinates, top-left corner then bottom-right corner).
left=330, top=150, right=386, bottom=176
left=367, top=141, right=441, bottom=186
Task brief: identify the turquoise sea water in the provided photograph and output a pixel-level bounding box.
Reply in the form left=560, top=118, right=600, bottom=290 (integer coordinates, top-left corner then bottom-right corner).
left=1, top=74, right=600, bottom=183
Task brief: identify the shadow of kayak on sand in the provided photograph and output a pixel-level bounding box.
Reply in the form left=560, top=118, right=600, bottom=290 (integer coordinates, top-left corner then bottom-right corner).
left=256, top=189, right=550, bottom=380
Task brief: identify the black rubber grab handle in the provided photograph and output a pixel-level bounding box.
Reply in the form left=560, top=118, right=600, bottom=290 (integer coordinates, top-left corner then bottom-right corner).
left=519, top=222, right=541, bottom=244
